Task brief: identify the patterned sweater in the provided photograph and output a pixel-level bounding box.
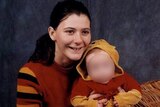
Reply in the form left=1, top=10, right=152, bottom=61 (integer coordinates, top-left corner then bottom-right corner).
left=17, top=62, right=77, bottom=107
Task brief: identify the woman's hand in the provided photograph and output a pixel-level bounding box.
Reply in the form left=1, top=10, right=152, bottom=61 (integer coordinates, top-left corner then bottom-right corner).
left=117, top=86, right=125, bottom=92
left=89, top=91, right=108, bottom=107
left=97, top=103, right=103, bottom=107
left=98, top=98, right=108, bottom=107
left=113, top=87, right=126, bottom=107
left=88, top=91, right=102, bottom=100
left=113, top=98, right=119, bottom=107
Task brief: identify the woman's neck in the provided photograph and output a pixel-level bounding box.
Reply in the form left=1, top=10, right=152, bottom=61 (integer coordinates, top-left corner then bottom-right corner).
left=54, top=57, right=76, bottom=68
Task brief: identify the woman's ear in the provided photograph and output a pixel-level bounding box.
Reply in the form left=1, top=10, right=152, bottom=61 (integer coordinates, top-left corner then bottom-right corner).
left=48, top=26, right=56, bottom=41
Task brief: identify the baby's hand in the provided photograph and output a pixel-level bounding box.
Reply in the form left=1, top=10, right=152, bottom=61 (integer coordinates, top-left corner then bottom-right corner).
left=117, top=86, right=125, bottom=92
left=98, top=98, right=108, bottom=107
left=97, top=103, right=103, bottom=107
left=113, top=86, right=125, bottom=107
left=89, top=91, right=108, bottom=107
left=113, top=98, right=119, bottom=107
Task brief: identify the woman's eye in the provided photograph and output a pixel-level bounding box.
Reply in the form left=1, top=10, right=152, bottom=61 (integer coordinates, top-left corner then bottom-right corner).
left=82, top=30, right=90, bottom=36
left=65, top=30, right=74, bottom=35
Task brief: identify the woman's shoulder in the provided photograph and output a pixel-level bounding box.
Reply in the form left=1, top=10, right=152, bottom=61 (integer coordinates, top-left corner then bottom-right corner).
left=23, top=62, right=44, bottom=68
left=17, top=62, right=43, bottom=104
left=19, top=62, right=45, bottom=77
left=22, top=62, right=47, bottom=71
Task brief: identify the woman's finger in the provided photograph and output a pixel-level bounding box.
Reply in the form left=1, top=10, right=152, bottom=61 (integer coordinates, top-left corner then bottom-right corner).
left=88, top=93, right=102, bottom=100
left=117, top=86, right=125, bottom=92
left=113, top=97, right=119, bottom=107
left=97, top=103, right=103, bottom=107
left=88, top=91, right=103, bottom=100
left=98, top=98, right=108, bottom=104
left=90, top=90, right=96, bottom=95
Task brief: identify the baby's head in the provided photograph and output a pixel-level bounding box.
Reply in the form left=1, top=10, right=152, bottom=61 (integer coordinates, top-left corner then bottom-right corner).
left=85, top=48, right=115, bottom=84
left=76, top=39, right=124, bottom=83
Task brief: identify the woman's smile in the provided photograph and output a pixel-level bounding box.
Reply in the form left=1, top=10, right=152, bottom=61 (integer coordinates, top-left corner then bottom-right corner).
left=69, top=46, right=83, bottom=53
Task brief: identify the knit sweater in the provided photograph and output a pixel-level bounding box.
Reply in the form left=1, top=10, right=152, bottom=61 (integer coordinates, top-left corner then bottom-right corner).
left=70, top=39, right=142, bottom=107
left=17, top=62, right=77, bottom=107
left=71, top=72, right=142, bottom=107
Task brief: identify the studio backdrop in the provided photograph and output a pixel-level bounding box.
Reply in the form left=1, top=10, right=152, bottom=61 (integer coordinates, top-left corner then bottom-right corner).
left=0, top=0, right=160, bottom=106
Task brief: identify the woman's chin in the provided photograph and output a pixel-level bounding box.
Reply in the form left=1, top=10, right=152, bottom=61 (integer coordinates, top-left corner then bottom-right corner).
left=69, top=53, right=83, bottom=61
left=68, top=55, right=82, bottom=61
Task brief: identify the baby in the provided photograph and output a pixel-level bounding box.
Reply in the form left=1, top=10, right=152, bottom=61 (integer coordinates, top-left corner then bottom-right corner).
left=71, top=39, right=142, bottom=107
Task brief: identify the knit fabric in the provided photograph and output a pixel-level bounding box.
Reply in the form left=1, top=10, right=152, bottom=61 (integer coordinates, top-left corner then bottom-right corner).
left=71, top=39, right=142, bottom=107
left=71, top=72, right=142, bottom=107
left=17, top=62, right=77, bottom=107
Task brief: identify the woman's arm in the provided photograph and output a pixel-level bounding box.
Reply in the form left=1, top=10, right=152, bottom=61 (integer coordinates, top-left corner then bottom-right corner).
left=71, top=93, right=109, bottom=107
left=17, top=67, right=42, bottom=106
left=71, top=80, right=109, bottom=107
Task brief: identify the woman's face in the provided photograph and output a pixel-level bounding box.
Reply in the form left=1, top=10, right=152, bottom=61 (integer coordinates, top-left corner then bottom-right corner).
left=49, top=14, right=91, bottom=66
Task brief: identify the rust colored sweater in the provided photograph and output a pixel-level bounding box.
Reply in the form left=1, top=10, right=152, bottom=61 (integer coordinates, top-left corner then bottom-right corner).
left=17, top=62, right=78, bottom=107
left=71, top=72, right=142, bottom=107
left=71, top=39, right=142, bottom=106
left=71, top=72, right=141, bottom=98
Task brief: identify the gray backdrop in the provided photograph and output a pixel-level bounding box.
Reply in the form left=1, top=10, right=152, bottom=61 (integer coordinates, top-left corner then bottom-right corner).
left=1, top=0, right=160, bottom=106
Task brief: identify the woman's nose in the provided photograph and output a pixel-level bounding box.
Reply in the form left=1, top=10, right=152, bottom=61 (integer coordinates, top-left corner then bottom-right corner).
left=74, top=32, right=83, bottom=44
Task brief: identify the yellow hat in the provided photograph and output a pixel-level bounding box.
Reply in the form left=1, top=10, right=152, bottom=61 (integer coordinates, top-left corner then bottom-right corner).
left=76, top=39, right=124, bottom=80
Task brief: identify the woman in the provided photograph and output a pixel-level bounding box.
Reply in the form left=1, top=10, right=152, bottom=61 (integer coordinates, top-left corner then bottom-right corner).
left=16, top=0, right=92, bottom=107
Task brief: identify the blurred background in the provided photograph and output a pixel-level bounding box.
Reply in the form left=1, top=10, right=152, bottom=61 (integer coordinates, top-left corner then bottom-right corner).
left=0, top=0, right=160, bottom=106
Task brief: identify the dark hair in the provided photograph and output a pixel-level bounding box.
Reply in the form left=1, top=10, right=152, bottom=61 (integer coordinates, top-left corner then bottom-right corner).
left=28, top=33, right=55, bottom=65
left=28, top=0, right=91, bottom=65
left=50, top=0, right=91, bottom=29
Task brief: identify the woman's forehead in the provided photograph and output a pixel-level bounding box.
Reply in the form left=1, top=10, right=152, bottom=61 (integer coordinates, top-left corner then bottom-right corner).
left=58, top=14, right=90, bottom=28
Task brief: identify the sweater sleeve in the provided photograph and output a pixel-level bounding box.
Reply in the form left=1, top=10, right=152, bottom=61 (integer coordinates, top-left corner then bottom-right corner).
left=17, top=67, right=43, bottom=106
left=123, top=72, right=142, bottom=93
left=71, top=96, right=98, bottom=107
left=113, top=72, right=142, bottom=106
left=114, top=89, right=142, bottom=107
left=71, top=78, right=98, bottom=106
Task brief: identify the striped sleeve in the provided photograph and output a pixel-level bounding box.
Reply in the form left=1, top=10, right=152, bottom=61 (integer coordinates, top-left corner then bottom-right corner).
left=17, top=67, right=43, bottom=105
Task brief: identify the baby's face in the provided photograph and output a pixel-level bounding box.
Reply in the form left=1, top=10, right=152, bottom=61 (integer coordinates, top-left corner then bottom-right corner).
left=86, top=50, right=115, bottom=84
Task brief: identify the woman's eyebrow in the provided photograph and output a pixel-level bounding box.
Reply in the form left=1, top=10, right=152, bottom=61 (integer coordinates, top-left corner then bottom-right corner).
left=64, top=27, right=75, bottom=30
left=64, top=27, right=90, bottom=31
left=82, top=28, right=90, bottom=31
